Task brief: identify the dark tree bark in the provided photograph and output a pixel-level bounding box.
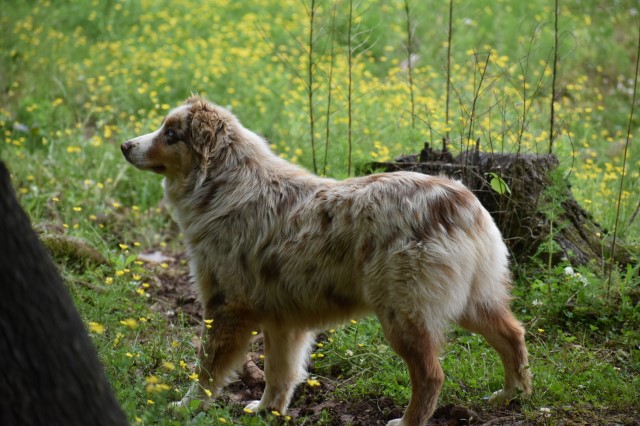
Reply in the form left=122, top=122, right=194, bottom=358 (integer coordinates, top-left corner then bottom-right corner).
left=0, top=162, right=127, bottom=426
left=366, top=143, right=634, bottom=267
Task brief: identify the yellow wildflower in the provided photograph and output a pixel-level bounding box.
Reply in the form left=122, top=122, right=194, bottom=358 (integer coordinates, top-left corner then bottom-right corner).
left=120, top=318, right=138, bottom=328
left=88, top=322, right=105, bottom=334
left=306, top=378, right=321, bottom=387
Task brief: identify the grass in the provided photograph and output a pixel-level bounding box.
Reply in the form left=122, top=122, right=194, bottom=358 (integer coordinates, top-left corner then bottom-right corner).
left=1, top=0, right=639, bottom=424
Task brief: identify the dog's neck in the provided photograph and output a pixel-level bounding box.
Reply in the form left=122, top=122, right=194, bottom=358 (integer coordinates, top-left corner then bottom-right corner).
left=161, top=133, right=321, bottom=230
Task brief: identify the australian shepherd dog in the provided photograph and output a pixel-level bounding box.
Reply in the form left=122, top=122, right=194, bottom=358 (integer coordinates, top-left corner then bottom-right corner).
left=121, top=96, right=531, bottom=426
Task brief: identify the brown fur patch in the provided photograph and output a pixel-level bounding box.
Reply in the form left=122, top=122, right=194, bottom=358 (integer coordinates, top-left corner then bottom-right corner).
left=206, top=291, right=227, bottom=311
left=196, top=178, right=228, bottom=213
left=276, top=190, right=298, bottom=215
left=358, top=239, right=377, bottom=267
left=164, top=116, right=182, bottom=131
left=319, top=206, right=333, bottom=230
left=409, top=180, right=478, bottom=239
left=383, top=320, right=445, bottom=423
left=324, top=285, right=357, bottom=310
left=320, top=232, right=352, bottom=264
left=239, top=252, right=249, bottom=271
left=260, top=254, right=281, bottom=284
left=198, top=306, right=258, bottom=388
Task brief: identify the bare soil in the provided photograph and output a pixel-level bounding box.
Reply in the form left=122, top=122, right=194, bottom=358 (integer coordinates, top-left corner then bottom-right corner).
left=143, top=250, right=639, bottom=426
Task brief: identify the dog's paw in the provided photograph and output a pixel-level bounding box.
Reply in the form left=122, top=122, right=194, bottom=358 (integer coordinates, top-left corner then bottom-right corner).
left=171, top=394, right=193, bottom=409
left=386, top=419, right=406, bottom=426
left=488, top=388, right=517, bottom=405
left=171, top=383, right=210, bottom=410
left=244, top=400, right=262, bottom=413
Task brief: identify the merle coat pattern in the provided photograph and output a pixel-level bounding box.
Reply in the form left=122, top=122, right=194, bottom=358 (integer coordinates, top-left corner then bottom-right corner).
left=121, top=96, right=531, bottom=426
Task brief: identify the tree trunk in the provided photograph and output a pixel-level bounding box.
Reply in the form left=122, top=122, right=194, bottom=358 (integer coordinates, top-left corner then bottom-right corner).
left=365, top=142, right=633, bottom=267
left=0, top=162, right=127, bottom=426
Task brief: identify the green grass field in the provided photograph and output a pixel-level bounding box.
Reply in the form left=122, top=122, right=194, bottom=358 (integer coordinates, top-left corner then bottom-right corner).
left=1, top=0, right=639, bottom=424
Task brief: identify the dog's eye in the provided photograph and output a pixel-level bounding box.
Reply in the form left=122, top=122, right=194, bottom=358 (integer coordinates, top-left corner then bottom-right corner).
left=165, top=128, right=178, bottom=143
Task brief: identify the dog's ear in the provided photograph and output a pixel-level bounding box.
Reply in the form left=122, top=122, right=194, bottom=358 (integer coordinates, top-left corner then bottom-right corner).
left=186, top=93, right=203, bottom=106
left=188, top=99, right=232, bottom=153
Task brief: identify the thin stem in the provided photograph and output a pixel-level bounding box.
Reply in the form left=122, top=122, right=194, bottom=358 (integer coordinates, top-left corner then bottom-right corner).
left=512, top=27, right=543, bottom=156
left=347, top=0, right=354, bottom=176
left=607, top=13, right=640, bottom=294
left=322, top=2, right=337, bottom=176
left=629, top=200, right=640, bottom=227
left=444, top=0, right=453, bottom=147
left=404, top=0, right=415, bottom=128
left=549, top=0, right=559, bottom=154
left=307, top=0, right=317, bottom=174
left=466, top=51, right=491, bottom=149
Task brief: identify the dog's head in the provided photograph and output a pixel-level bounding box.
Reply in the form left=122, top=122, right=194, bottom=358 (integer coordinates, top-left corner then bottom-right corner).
left=121, top=96, right=237, bottom=179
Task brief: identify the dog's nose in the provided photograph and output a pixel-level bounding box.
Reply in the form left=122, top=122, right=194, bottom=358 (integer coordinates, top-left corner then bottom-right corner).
left=121, top=140, right=133, bottom=154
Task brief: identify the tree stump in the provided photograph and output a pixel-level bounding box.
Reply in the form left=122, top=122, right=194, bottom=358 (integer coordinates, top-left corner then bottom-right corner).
left=365, top=142, right=633, bottom=267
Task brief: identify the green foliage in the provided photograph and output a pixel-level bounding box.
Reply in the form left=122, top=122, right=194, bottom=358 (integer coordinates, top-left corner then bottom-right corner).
left=488, top=172, right=511, bottom=195
left=1, top=0, right=638, bottom=423
left=517, top=262, right=640, bottom=332
left=534, top=167, right=570, bottom=272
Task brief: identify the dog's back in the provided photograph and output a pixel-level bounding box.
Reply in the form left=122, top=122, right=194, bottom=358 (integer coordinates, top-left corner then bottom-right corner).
left=182, top=162, right=508, bottom=329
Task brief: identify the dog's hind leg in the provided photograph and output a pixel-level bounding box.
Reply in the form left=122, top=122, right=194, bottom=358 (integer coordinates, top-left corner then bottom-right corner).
left=245, top=326, right=315, bottom=414
left=379, top=312, right=444, bottom=426
left=457, top=302, right=531, bottom=404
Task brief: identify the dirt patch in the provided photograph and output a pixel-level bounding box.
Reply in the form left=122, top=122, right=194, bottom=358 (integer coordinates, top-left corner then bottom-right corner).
left=142, top=250, right=201, bottom=326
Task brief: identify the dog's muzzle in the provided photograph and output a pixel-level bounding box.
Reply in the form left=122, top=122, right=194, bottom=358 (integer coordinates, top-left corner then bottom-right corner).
left=121, top=140, right=134, bottom=157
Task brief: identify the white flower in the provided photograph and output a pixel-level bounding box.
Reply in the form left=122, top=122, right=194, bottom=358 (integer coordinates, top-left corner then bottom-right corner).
left=576, top=273, right=588, bottom=286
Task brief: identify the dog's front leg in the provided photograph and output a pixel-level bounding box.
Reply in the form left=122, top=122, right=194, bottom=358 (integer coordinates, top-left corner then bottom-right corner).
left=245, top=326, right=315, bottom=414
left=175, top=303, right=257, bottom=408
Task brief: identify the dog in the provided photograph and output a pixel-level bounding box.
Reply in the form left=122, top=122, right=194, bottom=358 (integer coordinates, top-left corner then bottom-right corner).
left=121, top=96, right=531, bottom=426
